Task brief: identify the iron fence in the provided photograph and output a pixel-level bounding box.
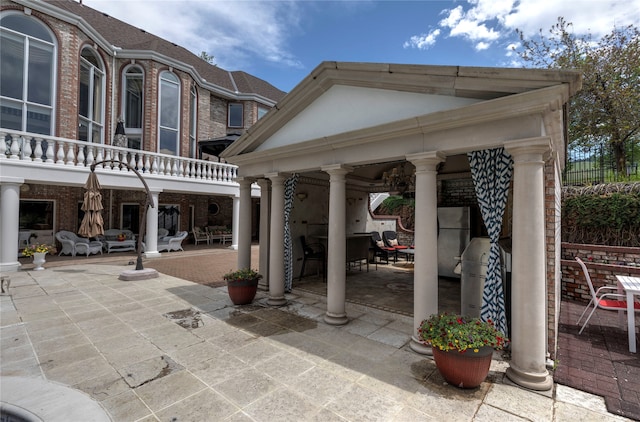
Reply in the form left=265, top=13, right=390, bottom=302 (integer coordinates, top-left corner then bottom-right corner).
left=563, top=144, right=639, bottom=186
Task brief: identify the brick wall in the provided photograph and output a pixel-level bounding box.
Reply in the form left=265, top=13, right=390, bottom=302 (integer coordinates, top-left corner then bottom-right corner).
left=561, top=242, right=640, bottom=303
left=438, top=179, right=477, bottom=207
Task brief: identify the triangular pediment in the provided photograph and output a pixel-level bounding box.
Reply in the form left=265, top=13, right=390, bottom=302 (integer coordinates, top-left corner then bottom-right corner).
left=222, top=62, right=581, bottom=159
left=253, top=85, right=480, bottom=152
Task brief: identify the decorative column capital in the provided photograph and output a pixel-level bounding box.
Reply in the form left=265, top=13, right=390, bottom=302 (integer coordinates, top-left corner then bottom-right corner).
left=321, top=164, right=353, bottom=178
left=504, top=137, right=551, bottom=162
left=406, top=151, right=446, bottom=172
left=0, top=176, right=25, bottom=185
left=236, top=177, right=256, bottom=187
left=265, top=172, right=289, bottom=185
left=256, top=178, right=271, bottom=189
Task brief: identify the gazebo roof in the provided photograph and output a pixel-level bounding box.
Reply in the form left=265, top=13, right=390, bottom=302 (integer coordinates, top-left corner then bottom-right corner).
left=221, top=62, right=581, bottom=185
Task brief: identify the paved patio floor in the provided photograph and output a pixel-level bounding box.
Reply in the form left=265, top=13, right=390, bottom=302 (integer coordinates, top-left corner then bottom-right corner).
left=0, top=247, right=634, bottom=421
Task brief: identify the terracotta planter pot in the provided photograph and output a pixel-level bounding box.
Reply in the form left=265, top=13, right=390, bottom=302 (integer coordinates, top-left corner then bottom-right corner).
left=432, top=346, right=493, bottom=388
left=226, top=278, right=259, bottom=305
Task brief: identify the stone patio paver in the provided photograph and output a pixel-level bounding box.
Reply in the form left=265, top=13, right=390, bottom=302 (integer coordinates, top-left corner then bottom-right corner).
left=1, top=250, right=636, bottom=421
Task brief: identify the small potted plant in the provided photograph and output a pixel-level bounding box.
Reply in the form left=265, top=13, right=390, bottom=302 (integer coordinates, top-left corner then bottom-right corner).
left=223, top=268, right=262, bottom=305
left=22, top=243, right=57, bottom=271
left=418, top=312, right=508, bottom=388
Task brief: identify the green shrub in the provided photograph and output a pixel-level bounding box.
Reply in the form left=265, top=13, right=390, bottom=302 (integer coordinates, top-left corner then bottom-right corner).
left=562, top=183, right=640, bottom=246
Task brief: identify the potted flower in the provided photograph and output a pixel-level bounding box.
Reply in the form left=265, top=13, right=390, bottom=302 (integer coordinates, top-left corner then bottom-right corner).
left=418, top=313, right=508, bottom=388
left=22, top=243, right=57, bottom=271
left=223, top=268, right=263, bottom=305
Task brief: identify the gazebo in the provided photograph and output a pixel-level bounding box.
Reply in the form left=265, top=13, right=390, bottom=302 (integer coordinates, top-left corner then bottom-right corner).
left=221, top=62, right=581, bottom=391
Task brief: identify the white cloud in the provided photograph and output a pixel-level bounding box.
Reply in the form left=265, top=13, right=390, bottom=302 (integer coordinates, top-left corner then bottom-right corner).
left=502, top=0, right=640, bottom=38
left=505, top=42, right=520, bottom=57
left=409, top=0, right=640, bottom=59
left=82, top=0, right=304, bottom=71
left=403, top=29, right=441, bottom=50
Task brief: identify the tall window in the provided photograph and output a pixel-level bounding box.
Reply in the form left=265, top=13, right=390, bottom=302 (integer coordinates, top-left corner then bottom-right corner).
left=79, top=47, right=105, bottom=143
left=189, top=85, right=197, bottom=158
left=158, top=71, right=180, bottom=155
left=228, top=103, right=243, bottom=128
left=123, top=65, right=144, bottom=149
left=158, top=205, right=180, bottom=235
left=0, top=13, right=55, bottom=134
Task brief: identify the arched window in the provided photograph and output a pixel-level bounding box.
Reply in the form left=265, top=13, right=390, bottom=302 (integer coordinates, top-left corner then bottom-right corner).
left=158, top=71, right=180, bottom=155
left=78, top=47, right=105, bottom=143
left=189, top=85, right=197, bottom=158
left=122, top=65, right=143, bottom=149
left=0, top=13, right=56, bottom=134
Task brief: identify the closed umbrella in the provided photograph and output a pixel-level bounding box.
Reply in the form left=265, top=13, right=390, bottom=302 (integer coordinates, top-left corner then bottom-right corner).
left=78, top=171, right=104, bottom=238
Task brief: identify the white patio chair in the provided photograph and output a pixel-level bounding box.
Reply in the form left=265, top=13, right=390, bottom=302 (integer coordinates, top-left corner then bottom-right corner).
left=192, top=227, right=210, bottom=245
left=575, top=257, right=640, bottom=334
left=157, top=231, right=188, bottom=252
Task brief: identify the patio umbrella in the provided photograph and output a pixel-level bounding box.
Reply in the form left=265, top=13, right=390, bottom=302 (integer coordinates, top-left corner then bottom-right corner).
left=78, top=171, right=104, bottom=238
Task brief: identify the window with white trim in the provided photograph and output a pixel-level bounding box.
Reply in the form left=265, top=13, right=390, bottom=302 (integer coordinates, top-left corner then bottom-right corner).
left=158, top=71, right=180, bottom=155
left=228, top=103, right=243, bottom=128
left=189, top=85, right=197, bottom=158
left=0, top=13, right=55, bottom=135
left=79, top=47, right=105, bottom=143
left=258, top=105, right=269, bottom=120
left=122, top=65, right=143, bottom=149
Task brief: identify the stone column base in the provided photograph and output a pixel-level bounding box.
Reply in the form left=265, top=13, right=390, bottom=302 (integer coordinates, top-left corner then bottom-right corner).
left=267, top=296, right=287, bottom=306
left=324, top=312, right=348, bottom=326
left=506, top=365, right=553, bottom=391
left=0, top=262, right=21, bottom=273
left=410, top=337, right=433, bottom=355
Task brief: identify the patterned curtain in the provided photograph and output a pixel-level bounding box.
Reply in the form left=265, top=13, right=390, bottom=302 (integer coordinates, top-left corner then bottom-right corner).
left=283, top=173, right=299, bottom=292
left=467, top=147, right=513, bottom=336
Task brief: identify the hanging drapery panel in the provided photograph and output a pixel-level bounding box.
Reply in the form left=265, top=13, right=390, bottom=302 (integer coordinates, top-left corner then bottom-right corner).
left=283, top=173, right=299, bottom=292
left=468, top=147, right=513, bottom=336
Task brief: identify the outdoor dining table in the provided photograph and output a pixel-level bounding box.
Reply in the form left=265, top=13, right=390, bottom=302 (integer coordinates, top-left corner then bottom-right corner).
left=615, top=275, right=640, bottom=353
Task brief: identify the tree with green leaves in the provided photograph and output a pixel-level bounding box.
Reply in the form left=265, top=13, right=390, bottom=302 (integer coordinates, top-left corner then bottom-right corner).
left=514, top=17, right=640, bottom=175
left=199, top=51, right=215, bottom=65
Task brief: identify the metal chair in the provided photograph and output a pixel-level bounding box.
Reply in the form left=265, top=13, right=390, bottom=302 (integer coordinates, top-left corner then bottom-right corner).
left=298, top=236, right=325, bottom=281
left=575, top=257, right=640, bottom=334
left=382, top=230, right=409, bottom=250
left=370, top=231, right=396, bottom=264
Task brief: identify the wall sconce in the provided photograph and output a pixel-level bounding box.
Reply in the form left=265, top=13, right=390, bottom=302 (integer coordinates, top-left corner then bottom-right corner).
left=296, top=192, right=308, bottom=201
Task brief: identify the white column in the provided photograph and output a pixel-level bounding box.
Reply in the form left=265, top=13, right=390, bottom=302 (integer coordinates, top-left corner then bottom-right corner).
left=236, top=177, right=254, bottom=269
left=0, top=177, right=24, bottom=272
left=266, top=173, right=287, bottom=306
left=505, top=138, right=554, bottom=391
left=257, top=178, right=271, bottom=291
left=407, top=152, right=445, bottom=353
left=322, top=165, right=352, bottom=325
left=144, top=191, right=161, bottom=258
left=231, top=196, right=241, bottom=251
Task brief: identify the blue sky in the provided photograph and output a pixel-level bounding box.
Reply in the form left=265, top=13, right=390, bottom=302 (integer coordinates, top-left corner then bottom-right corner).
left=82, top=0, right=640, bottom=92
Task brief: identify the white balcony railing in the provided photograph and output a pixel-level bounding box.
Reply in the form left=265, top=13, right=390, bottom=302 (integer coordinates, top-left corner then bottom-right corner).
left=1, top=130, right=238, bottom=183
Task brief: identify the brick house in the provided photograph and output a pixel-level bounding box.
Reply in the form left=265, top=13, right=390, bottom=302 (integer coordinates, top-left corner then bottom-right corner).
left=0, top=0, right=285, bottom=271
